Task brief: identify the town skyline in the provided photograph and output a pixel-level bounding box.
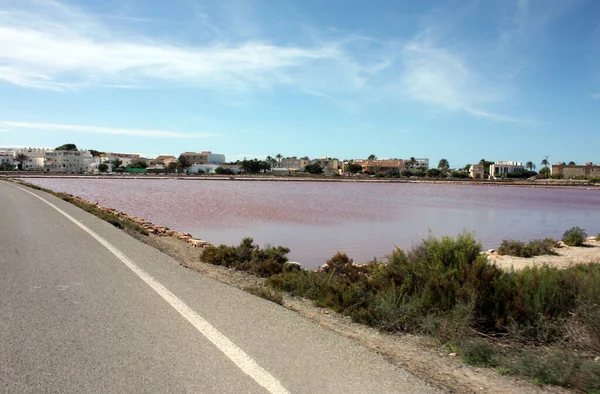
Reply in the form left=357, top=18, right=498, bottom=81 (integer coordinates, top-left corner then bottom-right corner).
left=1, top=0, right=599, bottom=167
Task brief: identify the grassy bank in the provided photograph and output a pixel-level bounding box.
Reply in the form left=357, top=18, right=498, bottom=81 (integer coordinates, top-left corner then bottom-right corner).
left=6, top=179, right=149, bottom=235
left=201, top=233, right=600, bottom=392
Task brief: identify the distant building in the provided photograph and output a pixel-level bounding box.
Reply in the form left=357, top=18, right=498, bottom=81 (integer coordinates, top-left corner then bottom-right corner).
left=411, top=158, right=429, bottom=170
left=179, top=151, right=225, bottom=165
left=309, top=157, right=339, bottom=175
left=280, top=157, right=310, bottom=172
left=45, top=150, right=94, bottom=173
left=15, top=148, right=49, bottom=170
left=351, top=159, right=406, bottom=174
left=0, top=152, right=15, bottom=169
left=344, top=157, right=428, bottom=174
left=188, top=163, right=240, bottom=174
left=489, top=161, right=524, bottom=179
left=155, top=155, right=177, bottom=166
left=99, top=152, right=141, bottom=167
left=88, top=162, right=114, bottom=174
left=469, top=163, right=485, bottom=179
left=551, top=162, right=599, bottom=178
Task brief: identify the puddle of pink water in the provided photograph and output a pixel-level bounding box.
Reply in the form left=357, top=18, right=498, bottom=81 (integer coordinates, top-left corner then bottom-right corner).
left=28, top=178, right=600, bottom=269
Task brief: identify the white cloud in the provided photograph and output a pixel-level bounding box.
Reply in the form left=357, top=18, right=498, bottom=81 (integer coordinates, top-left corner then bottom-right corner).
left=0, top=121, right=212, bottom=139
left=592, top=93, right=600, bottom=99
left=0, top=1, right=348, bottom=92
left=400, top=35, right=531, bottom=125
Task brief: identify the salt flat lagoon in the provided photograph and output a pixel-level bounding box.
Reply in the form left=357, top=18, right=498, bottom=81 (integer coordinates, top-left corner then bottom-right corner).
left=28, top=178, right=600, bottom=269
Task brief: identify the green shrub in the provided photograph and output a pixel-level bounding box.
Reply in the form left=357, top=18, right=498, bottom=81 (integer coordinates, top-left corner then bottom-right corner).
left=450, top=171, right=469, bottom=179
left=596, top=234, right=600, bottom=241
left=570, top=175, right=587, bottom=180
left=215, top=167, right=235, bottom=175
left=244, top=285, right=283, bottom=305
left=562, top=227, right=588, bottom=246
left=497, top=238, right=558, bottom=258
left=426, top=168, right=442, bottom=177
left=508, top=350, right=600, bottom=390
left=200, top=238, right=290, bottom=277
left=589, top=177, right=600, bottom=184
left=460, top=340, right=497, bottom=367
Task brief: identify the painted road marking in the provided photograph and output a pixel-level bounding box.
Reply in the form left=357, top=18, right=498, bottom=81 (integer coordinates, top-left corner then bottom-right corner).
left=13, top=184, right=290, bottom=394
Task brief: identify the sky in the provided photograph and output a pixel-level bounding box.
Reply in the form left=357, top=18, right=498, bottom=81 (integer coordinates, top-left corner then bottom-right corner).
left=0, top=0, right=599, bottom=167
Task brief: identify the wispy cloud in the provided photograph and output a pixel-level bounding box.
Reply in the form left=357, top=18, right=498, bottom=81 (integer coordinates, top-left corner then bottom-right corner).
left=0, top=0, right=349, bottom=93
left=0, top=122, right=212, bottom=139
left=400, top=36, right=531, bottom=124
left=592, top=93, right=600, bottom=99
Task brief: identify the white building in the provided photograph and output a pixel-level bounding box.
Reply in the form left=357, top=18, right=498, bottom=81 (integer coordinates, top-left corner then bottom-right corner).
left=489, top=161, right=524, bottom=179
left=188, top=163, right=240, bottom=174
left=88, top=162, right=114, bottom=173
left=98, top=152, right=141, bottom=167
left=207, top=153, right=226, bottom=164
left=0, top=152, right=15, bottom=169
left=15, top=148, right=49, bottom=170
left=45, top=150, right=94, bottom=173
left=412, top=158, right=429, bottom=170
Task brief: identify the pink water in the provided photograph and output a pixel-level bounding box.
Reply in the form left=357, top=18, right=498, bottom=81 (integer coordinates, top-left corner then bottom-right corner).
left=29, top=178, right=600, bottom=268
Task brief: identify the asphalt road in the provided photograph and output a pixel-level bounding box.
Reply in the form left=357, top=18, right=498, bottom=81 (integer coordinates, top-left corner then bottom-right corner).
left=0, top=180, right=441, bottom=393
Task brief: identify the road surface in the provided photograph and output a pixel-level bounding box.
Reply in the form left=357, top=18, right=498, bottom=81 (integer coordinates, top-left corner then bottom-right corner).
left=0, top=180, right=440, bottom=393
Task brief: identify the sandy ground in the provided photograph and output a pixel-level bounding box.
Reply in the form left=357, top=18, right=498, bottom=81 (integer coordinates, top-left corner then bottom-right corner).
left=488, top=238, right=600, bottom=271
left=127, top=230, right=575, bottom=394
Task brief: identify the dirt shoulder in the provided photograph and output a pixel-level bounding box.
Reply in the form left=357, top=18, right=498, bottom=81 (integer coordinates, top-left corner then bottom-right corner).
left=488, top=239, right=600, bottom=271
left=128, top=230, right=570, bottom=394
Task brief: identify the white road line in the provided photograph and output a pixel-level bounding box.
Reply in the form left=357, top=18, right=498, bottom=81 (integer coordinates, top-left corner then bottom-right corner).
left=13, top=184, right=290, bottom=394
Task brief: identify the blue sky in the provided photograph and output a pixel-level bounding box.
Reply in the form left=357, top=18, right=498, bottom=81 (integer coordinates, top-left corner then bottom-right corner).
left=0, top=0, right=599, bottom=167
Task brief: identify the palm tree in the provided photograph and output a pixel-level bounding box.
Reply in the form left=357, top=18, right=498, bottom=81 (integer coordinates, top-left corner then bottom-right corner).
left=14, top=153, right=29, bottom=170
left=275, top=153, right=282, bottom=168
left=437, top=158, right=449, bottom=172
left=525, top=161, right=536, bottom=171
left=541, top=157, right=550, bottom=179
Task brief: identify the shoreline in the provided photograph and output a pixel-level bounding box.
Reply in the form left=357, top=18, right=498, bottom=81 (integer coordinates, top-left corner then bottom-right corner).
left=3, top=172, right=600, bottom=190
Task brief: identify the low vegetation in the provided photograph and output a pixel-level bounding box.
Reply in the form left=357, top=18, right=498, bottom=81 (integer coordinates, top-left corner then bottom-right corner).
left=200, top=237, right=301, bottom=277
left=496, top=238, right=559, bottom=257
left=199, top=230, right=600, bottom=391
left=457, top=343, right=600, bottom=391
left=562, top=226, right=588, bottom=246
